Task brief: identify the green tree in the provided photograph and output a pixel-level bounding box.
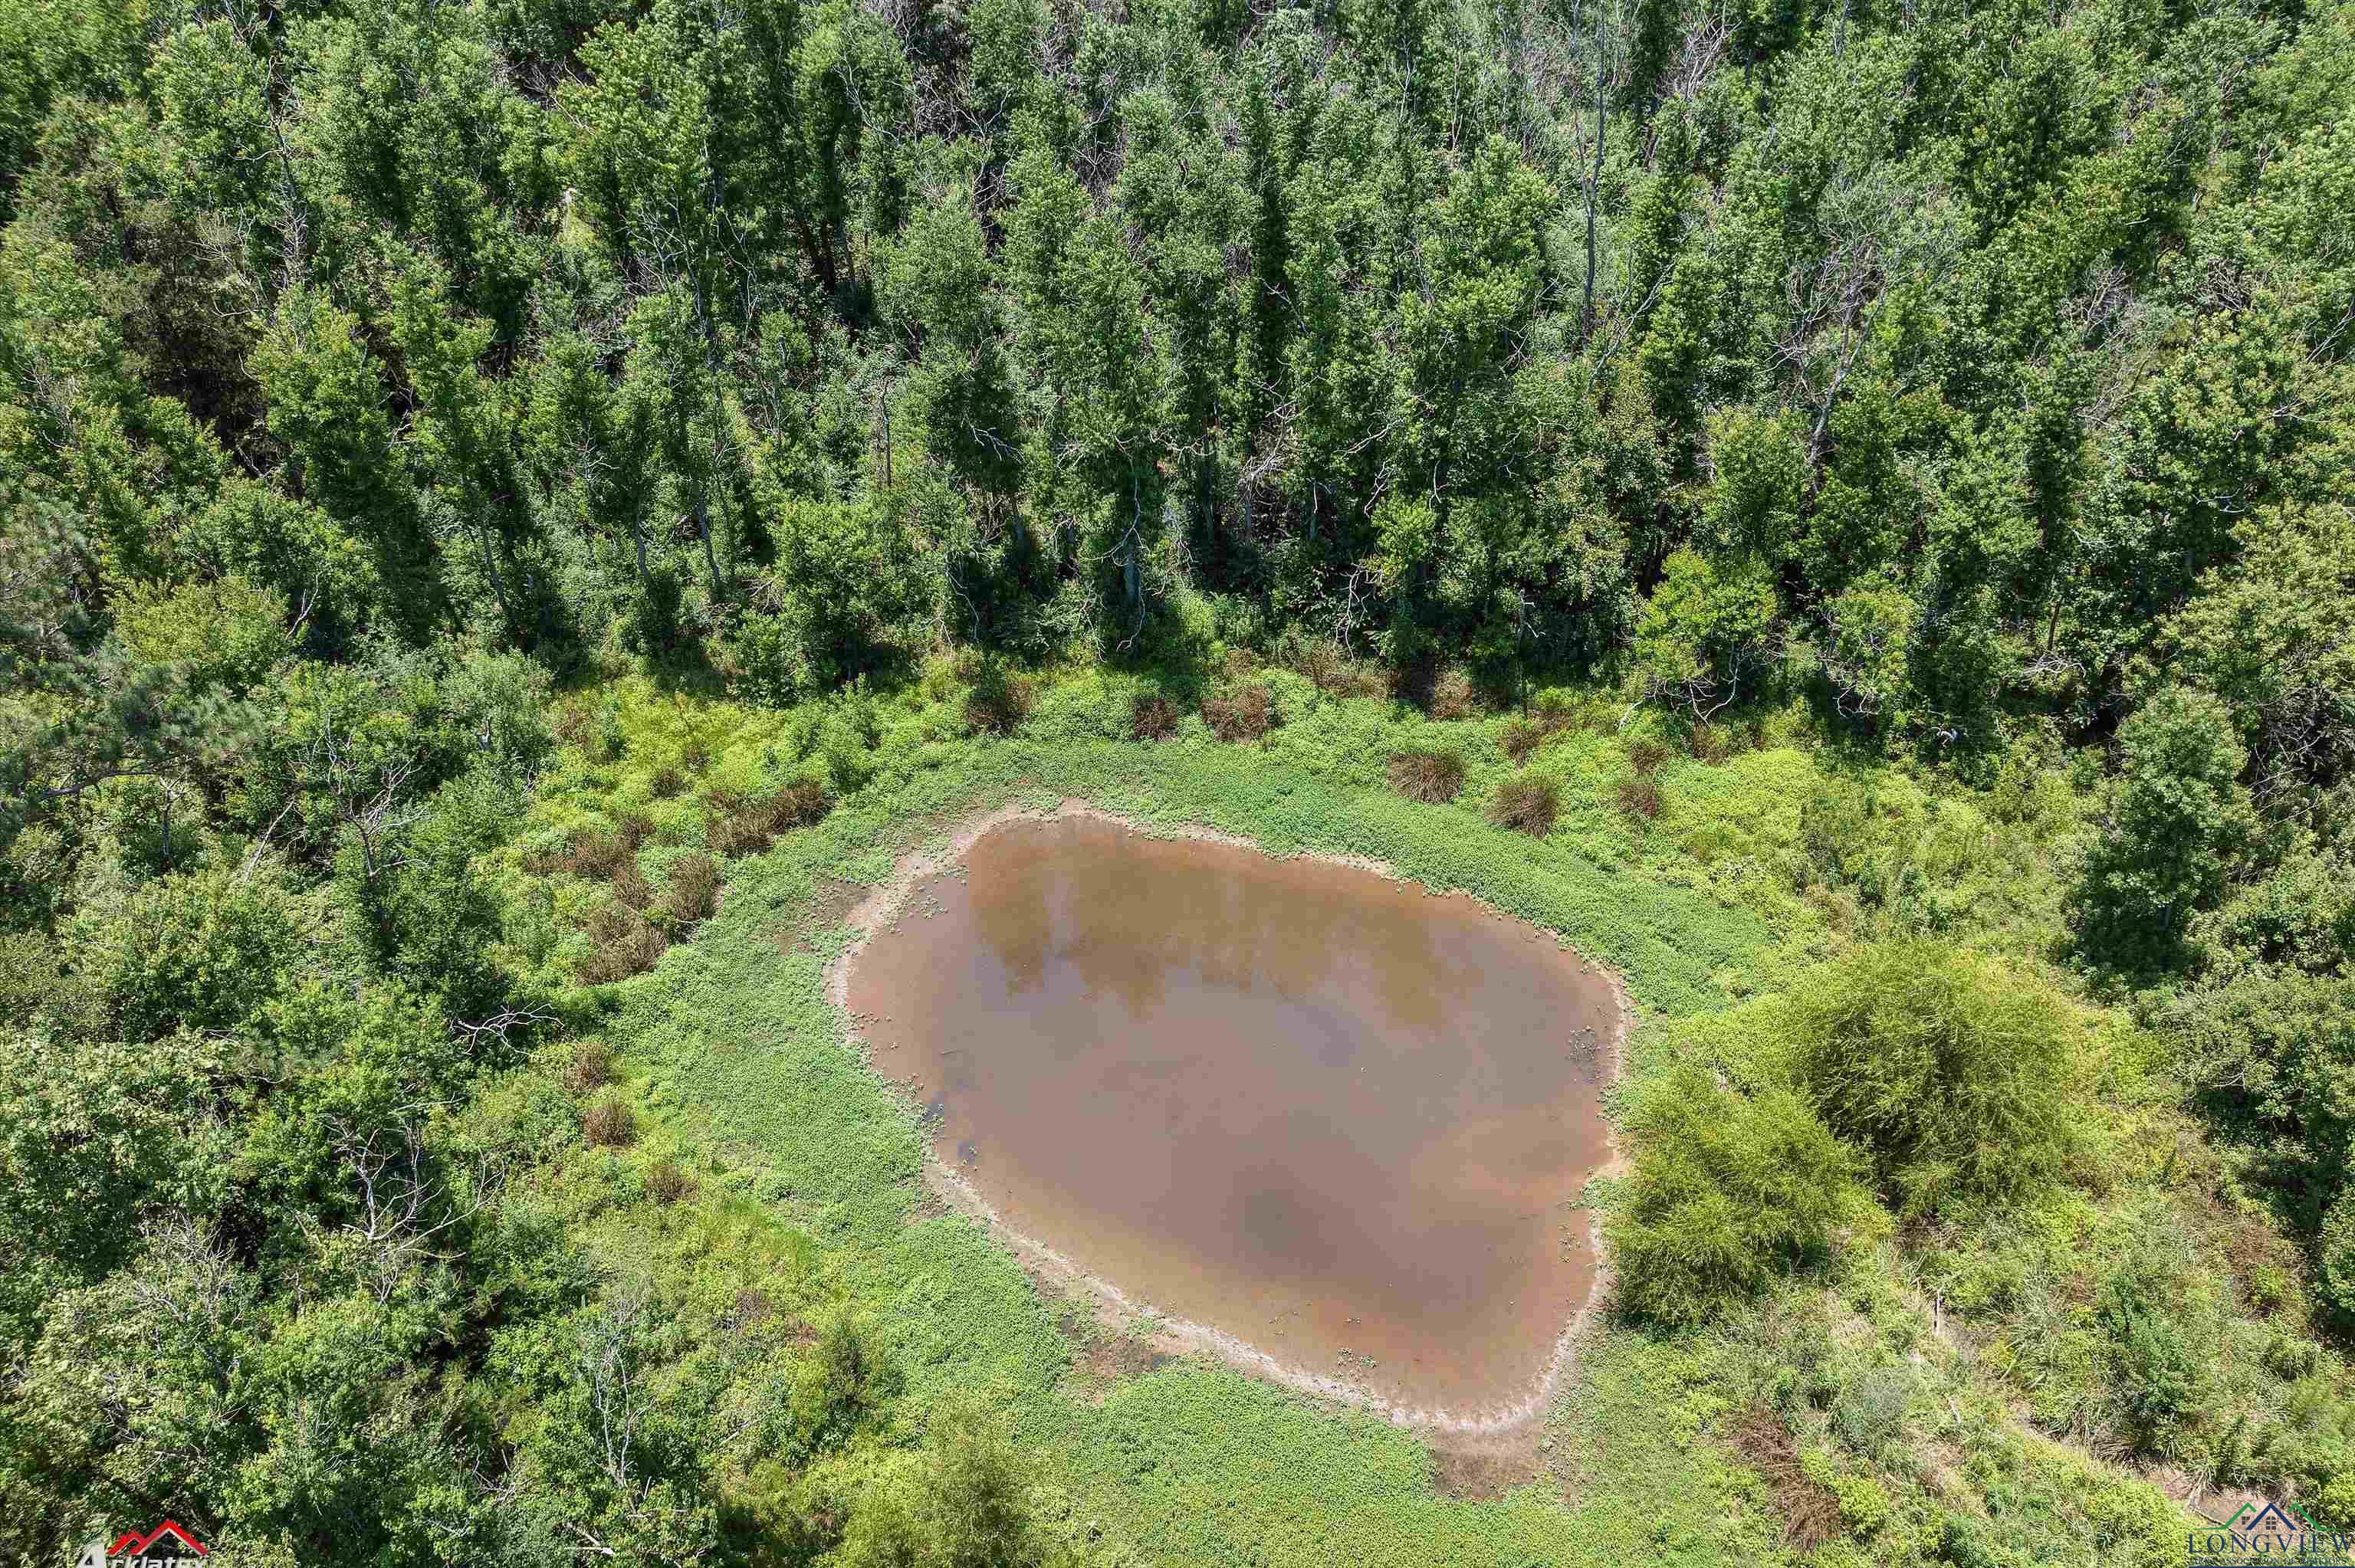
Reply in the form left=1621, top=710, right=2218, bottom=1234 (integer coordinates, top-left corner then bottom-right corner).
left=2074, top=687, right=2256, bottom=970
left=1605, top=1065, right=1874, bottom=1324
left=1783, top=943, right=2089, bottom=1218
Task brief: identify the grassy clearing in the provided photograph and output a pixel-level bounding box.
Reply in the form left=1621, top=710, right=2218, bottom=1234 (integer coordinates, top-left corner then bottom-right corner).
left=496, top=666, right=2248, bottom=1566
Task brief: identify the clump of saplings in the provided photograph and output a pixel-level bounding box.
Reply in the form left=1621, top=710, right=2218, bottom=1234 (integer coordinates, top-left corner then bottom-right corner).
left=1388, top=748, right=1466, bottom=804
left=1490, top=773, right=1561, bottom=835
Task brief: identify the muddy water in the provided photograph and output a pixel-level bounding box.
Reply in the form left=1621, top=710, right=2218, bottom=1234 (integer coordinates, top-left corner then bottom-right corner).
left=845, top=815, right=1618, bottom=1415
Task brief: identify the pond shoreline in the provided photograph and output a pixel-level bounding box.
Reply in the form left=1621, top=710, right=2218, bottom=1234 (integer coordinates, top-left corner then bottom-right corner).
left=823, top=795, right=1632, bottom=1438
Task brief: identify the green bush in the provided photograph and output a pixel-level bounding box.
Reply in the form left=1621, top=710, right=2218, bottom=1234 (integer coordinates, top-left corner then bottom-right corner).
left=1783, top=943, right=2087, bottom=1218
left=1607, top=1066, right=1874, bottom=1324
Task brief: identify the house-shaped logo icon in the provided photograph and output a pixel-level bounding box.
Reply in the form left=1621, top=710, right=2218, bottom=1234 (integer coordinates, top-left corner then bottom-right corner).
left=2221, top=1500, right=2314, bottom=1547
left=76, top=1520, right=209, bottom=1564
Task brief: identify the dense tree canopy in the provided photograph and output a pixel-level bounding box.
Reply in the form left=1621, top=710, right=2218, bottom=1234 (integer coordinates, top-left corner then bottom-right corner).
left=6, top=0, right=2355, bottom=1557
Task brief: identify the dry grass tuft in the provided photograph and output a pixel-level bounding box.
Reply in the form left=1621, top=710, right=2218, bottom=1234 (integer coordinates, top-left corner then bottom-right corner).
left=530, top=812, right=656, bottom=880
left=644, top=1158, right=698, bottom=1205
left=649, top=764, right=687, bottom=799
left=1281, top=641, right=1388, bottom=698
left=582, top=1097, right=638, bottom=1149
left=1627, top=736, right=1671, bottom=775
left=1502, top=693, right=1593, bottom=763
left=1726, top=1407, right=1841, bottom=1551
left=1617, top=772, right=1664, bottom=822
left=1387, top=748, right=1466, bottom=804
left=703, top=779, right=831, bottom=855
left=1426, top=667, right=1484, bottom=720
left=563, top=1039, right=613, bottom=1096
left=1130, top=692, right=1182, bottom=741
left=1500, top=718, right=1545, bottom=764
left=654, top=851, right=721, bottom=928
left=575, top=904, right=667, bottom=984
left=550, top=704, right=595, bottom=750
left=612, top=860, right=653, bottom=910
left=1490, top=773, right=1561, bottom=836
left=1686, top=722, right=1733, bottom=764
left=1202, top=683, right=1276, bottom=743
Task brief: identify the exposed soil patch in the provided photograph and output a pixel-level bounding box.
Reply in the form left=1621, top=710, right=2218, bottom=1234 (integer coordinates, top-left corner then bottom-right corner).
left=833, top=803, right=1628, bottom=1432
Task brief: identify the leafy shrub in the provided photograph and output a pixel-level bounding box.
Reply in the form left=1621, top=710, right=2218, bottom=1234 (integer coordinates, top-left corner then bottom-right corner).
left=583, top=1097, right=636, bottom=1148
left=645, top=1158, right=698, bottom=1205
left=831, top=1400, right=1050, bottom=1568
left=1490, top=773, right=1560, bottom=835
left=1607, top=1066, right=1871, bottom=1324
left=1202, top=683, right=1276, bottom=742
left=114, top=575, right=294, bottom=694
left=563, top=1040, right=613, bottom=1096
left=654, top=852, right=721, bottom=929
left=1783, top=943, right=2087, bottom=1218
left=2168, top=969, right=2355, bottom=1255
left=575, top=904, right=666, bottom=984
left=1387, top=748, right=1465, bottom=803
left=1687, top=722, right=1733, bottom=763
left=2322, top=1190, right=2355, bottom=1317
left=1831, top=1366, right=1912, bottom=1455
left=2101, top=1272, right=2208, bottom=1443
left=99, top=869, right=304, bottom=1039
left=962, top=661, right=1033, bottom=734
left=592, top=700, right=628, bottom=763
left=1130, top=691, right=1182, bottom=740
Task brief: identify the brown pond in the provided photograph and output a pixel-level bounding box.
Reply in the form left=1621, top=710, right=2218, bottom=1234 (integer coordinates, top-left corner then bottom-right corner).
left=844, top=814, right=1618, bottom=1418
